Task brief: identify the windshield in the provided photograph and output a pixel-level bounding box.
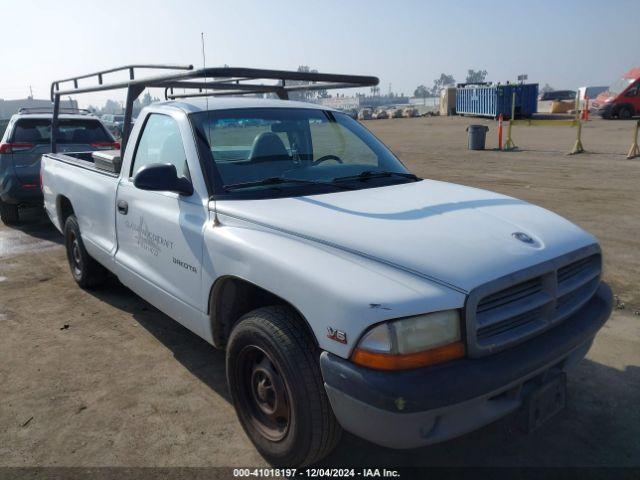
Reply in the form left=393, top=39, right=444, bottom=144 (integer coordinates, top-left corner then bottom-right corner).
left=609, top=77, right=635, bottom=96
left=190, top=108, right=413, bottom=196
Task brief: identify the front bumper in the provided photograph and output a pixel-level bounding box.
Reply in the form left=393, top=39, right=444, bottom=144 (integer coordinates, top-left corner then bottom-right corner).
left=320, top=282, right=613, bottom=449
left=596, top=103, right=613, bottom=118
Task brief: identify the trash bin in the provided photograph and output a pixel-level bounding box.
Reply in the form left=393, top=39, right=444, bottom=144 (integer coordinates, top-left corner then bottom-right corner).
left=466, top=125, right=489, bottom=150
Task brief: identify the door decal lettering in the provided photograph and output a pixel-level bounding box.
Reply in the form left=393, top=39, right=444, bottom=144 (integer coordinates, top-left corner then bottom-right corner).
left=125, top=216, right=175, bottom=256
left=173, top=257, right=198, bottom=273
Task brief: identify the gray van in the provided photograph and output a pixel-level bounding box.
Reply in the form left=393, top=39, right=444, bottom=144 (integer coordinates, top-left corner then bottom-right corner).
left=0, top=108, right=118, bottom=224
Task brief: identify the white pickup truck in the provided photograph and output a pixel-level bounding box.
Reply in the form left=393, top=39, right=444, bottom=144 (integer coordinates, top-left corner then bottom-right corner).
left=41, top=66, right=612, bottom=467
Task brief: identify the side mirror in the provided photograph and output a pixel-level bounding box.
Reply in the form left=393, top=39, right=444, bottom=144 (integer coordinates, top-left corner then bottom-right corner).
left=133, top=163, right=193, bottom=196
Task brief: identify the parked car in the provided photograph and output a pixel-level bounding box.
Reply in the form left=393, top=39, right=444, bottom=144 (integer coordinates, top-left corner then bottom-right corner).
left=357, top=108, right=372, bottom=120
left=42, top=66, right=613, bottom=467
left=0, top=119, right=9, bottom=139
left=538, top=90, right=576, bottom=101
left=0, top=108, right=117, bottom=224
left=592, top=67, right=640, bottom=119
left=577, top=86, right=608, bottom=103
left=343, top=108, right=358, bottom=120
left=101, top=113, right=126, bottom=137
left=372, top=109, right=389, bottom=119
left=389, top=107, right=404, bottom=119
left=403, top=107, right=419, bottom=118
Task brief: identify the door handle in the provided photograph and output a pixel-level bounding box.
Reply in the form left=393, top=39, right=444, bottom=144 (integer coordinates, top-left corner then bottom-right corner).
left=117, top=200, right=128, bottom=215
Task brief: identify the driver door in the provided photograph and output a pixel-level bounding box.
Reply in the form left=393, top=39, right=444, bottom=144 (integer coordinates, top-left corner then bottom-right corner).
left=115, top=113, right=207, bottom=328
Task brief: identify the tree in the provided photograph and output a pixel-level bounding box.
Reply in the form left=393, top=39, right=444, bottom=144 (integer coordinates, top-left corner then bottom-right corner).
left=103, top=99, right=122, bottom=114
left=541, top=83, right=554, bottom=93
left=466, top=69, right=488, bottom=84
left=431, top=73, right=456, bottom=96
left=289, top=65, right=323, bottom=101
left=141, top=92, right=159, bottom=107
left=414, top=85, right=429, bottom=105
left=132, top=99, right=143, bottom=117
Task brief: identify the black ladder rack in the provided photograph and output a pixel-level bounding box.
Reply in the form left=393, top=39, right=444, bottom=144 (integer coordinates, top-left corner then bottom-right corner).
left=50, top=64, right=379, bottom=154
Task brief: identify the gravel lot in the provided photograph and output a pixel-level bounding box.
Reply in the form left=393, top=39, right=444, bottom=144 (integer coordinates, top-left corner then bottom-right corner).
left=0, top=115, right=638, bottom=468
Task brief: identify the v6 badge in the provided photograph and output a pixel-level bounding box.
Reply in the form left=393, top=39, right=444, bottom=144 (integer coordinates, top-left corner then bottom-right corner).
left=327, top=327, right=347, bottom=344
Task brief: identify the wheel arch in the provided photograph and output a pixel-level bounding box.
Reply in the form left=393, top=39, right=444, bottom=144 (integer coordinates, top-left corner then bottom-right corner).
left=56, top=195, right=75, bottom=229
left=208, top=275, right=318, bottom=349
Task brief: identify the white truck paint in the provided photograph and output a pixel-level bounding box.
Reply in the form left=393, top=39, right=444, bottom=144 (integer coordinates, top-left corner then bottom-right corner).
left=41, top=96, right=613, bottom=465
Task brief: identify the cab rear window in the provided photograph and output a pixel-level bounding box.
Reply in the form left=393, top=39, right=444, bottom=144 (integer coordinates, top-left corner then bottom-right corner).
left=12, top=119, right=112, bottom=144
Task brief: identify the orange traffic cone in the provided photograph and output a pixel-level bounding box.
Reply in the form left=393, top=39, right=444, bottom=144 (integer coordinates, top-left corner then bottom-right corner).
left=585, top=97, right=590, bottom=121
left=582, top=97, right=590, bottom=121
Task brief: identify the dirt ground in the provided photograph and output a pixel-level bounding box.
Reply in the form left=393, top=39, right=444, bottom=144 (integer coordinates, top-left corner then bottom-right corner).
left=0, top=115, right=638, bottom=469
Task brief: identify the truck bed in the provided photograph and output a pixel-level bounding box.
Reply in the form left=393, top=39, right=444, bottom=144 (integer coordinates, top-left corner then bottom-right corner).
left=41, top=151, right=120, bottom=266
left=43, top=151, right=120, bottom=177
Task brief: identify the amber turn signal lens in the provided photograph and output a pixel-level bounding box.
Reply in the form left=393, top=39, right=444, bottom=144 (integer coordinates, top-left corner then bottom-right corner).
left=351, top=341, right=465, bottom=371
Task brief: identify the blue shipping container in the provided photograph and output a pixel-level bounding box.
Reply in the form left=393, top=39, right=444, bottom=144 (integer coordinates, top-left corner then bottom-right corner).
left=456, top=84, right=538, bottom=118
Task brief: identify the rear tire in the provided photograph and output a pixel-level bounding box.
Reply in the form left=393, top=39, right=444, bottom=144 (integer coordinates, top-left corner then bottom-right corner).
left=226, top=306, right=342, bottom=467
left=0, top=201, right=19, bottom=225
left=64, top=215, right=107, bottom=289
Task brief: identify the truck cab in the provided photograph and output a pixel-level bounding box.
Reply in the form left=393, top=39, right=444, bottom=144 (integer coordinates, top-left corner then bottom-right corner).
left=593, top=67, right=640, bottom=119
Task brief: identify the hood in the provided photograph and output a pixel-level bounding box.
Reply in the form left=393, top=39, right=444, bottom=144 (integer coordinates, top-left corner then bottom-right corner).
left=215, top=180, right=596, bottom=293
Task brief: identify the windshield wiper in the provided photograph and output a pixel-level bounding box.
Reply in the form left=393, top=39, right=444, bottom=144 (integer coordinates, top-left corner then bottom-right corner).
left=224, top=177, right=355, bottom=191
left=333, top=170, right=420, bottom=183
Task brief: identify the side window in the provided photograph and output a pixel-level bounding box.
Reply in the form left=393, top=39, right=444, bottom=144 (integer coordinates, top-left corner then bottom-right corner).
left=625, top=85, right=639, bottom=97
left=131, top=114, right=189, bottom=178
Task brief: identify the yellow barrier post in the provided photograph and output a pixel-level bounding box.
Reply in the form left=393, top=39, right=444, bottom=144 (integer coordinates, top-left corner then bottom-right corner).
left=627, top=120, right=640, bottom=159
left=512, top=119, right=576, bottom=127
left=503, top=91, right=517, bottom=151
left=569, top=96, right=585, bottom=155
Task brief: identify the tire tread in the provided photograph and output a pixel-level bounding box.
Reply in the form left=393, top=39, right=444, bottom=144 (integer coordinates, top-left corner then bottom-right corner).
left=228, top=306, right=341, bottom=466
left=64, top=215, right=107, bottom=289
left=0, top=201, right=19, bottom=225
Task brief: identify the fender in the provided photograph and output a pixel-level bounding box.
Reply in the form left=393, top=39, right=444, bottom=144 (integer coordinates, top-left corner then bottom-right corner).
left=201, top=211, right=466, bottom=359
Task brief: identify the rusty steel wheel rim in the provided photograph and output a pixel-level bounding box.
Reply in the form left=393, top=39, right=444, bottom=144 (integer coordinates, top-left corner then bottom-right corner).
left=237, top=345, right=291, bottom=442
left=68, top=230, right=83, bottom=277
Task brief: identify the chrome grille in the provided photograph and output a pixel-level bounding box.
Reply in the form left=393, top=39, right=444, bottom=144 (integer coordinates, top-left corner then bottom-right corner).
left=468, top=251, right=601, bottom=356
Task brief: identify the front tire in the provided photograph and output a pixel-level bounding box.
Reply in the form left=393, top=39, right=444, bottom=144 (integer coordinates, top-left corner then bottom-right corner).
left=618, top=106, right=633, bottom=120
left=226, top=306, right=341, bottom=467
left=64, top=215, right=107, bottom=289
left=0, top=201, right=19, bottom=225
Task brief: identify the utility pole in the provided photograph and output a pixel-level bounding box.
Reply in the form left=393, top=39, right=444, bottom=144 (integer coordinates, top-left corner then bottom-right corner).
left=28, top=85, right=33, bottom=99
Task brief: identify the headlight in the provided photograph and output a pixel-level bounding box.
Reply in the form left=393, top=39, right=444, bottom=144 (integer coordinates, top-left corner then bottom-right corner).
left=352, top=310, right=465, bottom=370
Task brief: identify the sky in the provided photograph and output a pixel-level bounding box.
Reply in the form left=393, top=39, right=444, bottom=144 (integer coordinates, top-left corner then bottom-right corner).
left=0, top=0, right=638, bottom=107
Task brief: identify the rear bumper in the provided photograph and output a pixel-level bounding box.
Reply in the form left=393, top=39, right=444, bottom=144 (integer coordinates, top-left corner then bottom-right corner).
left=0, top=167, right=42, bottom=205
left=320, top=282, right=613, bottom=449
